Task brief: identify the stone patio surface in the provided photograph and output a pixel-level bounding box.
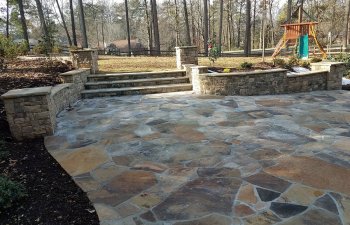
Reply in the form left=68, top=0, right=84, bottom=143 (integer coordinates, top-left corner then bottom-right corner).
left=45, top=90, right=350, bottom=225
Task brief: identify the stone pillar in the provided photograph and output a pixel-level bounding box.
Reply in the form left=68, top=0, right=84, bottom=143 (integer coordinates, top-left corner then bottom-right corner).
left=310, top=62, right=346, bottom=90
left=182, top=64, right=196, bottom=83
left=191, top=66, right=208, bottom=94
left=70, top=49, right=99, bottom=74
left=1, top=87, right=55, bottom=140
left=175, top=46, right=198, bottom=70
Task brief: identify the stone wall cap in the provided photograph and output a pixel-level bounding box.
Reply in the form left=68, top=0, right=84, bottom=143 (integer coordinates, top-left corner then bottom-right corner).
left=191, top=66, right=209, bottom=69
left=201, top=68, right=287, bottom=77
left=175, top=46, right=197, bottom=49
left=310, top=61, right=345, bottom=66
left=287, top=70, right=328, bottom=77
left=60, top=68, right=90, bottom=76
left=1, top=86, right=52, bottom=99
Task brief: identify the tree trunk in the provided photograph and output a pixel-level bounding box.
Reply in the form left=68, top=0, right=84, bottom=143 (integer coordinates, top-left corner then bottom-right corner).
left=183, top=0, right=191, bottom=46
left=17, top=0, right=30, bottom=51
left=203, top=0, right=209, bottom=56
left=269, top=0, right=274, bottom=47
left=6, top=0, right=9, bottom=38
left=69, top=0, right=78, bottom=46
left=34, top=0, right=51, bottom=52
left=218, top=0, right=224, bottom=54
left=237, top=0, right=243, bottom=48
left=151, top=0, right=161, bottom=55
left=287, top=0, right=292, bottom=23
left=78, top=0, right=88, bottom=48
left=143, top=0, right=153, bottom=55
left=343, top=0, right=350, bottom=48
left=244, top=0, right=251, bottom=56
left=174, top=0, right=180, bottom=46
left=190, top=0, right=196, bottom=45
left=56, top=0, right=72, bottom=46
left=252, top=0, right=256, bottom=49
left=125, top=0, right=131, bottom=56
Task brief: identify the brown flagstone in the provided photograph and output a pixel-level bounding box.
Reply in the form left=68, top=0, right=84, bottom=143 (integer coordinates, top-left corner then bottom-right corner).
left=249, top=149, right=281, bottom=161
left=94, top=203, right=121, bottom=221
left=255, top=99, right=294, bottom=107
left=73, top=175, right=102, bottom=192
left=234, top=204, right=255, bottom=217
left=131, top=192, right=162, bottom=209
left=172, top=124, right=206, bottom=142
left=243, top=211, right=281, bottom=225
left=131, top=161, right=168, bottom=173
left=244, top=172, right=291, bottom=193
left=265, top=155, right=350, bottom=196
left=277, top=208, right=342, bottom=225
left=279, top=184, right=324, bottom=206
left=173, top=213, right=233, bottom=225
left=237, top=184, right=258, bottom=205
left=197, top=167, right=241, bottom=178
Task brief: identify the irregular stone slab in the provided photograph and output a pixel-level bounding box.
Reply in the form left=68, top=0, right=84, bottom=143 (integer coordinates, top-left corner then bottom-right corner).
left=146, top=119, right=168, bottom=126
left=112, top=155, right=135, bottom=166
left=244, top=211, right=281, bottom=225
left=87, top=189, right=123, bottom=206
left=134, top=125, right=154, bottom=137
left=91, top=163, right=128, bottom=183
left=153, top=177, right=241, bottom=220
left=132, top=161, right=168, bottom=173
left=256, top=188, right=281, bottom=202
left=197, top=167, right=240, bottom=178
left=140, top=211, right=157, bottom=222
left=255, top=99, right=294, bottom=107
left=52, top=146, right=109, bottom=176
left=173, top=213, right=233, bottom=225
left=94, top=203, right=121, bottom=221
left=44, top=136, right=68, bottom=151
left=105, top=171, right=157, bottom=205
left=234, top=204, right=255, bottom=217
left=314, top=194, right=338, bottom=214
left=114, top=201, right=142, bottom=218
left=172, top=124, right=206, bottom=142
left=249, top=149, right=281, bottom=161
left=278, top=208, right=342, bottom=225
left=270, top=202, right=308, bottom=218
left=74, top=174, right=101, bottom=192
left=259, top=126, right=315, bottom=145
left=131, top=192, right=162, bottom=209
left=265, top=155, right=350, bottom=196
left=237, top=184, right=258, bottom=204
left=244, top=172, right=291, bottom=193
left=279, top=184, right=324, bottom=205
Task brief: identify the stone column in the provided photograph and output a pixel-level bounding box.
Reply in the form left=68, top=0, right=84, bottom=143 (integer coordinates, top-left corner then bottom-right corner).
left=191, top=66, right=208, bottom=94
left=1, top=87, right=55, bottom=140
left=70, top=49, right=99, bottom=74
left=310, top=62, right=346, bottom=90
left=175, top=46, right=198, bottom=70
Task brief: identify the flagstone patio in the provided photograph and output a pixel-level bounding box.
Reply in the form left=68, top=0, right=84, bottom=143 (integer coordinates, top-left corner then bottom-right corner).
left=45, top=90, right=350, bottom=225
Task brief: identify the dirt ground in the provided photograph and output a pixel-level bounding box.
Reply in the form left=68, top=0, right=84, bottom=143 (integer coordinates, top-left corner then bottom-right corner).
left=0, top=59, right=99, bottom=225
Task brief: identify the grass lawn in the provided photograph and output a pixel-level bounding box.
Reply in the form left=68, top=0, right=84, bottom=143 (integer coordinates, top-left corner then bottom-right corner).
left=98, top=55, right=273, bottom=73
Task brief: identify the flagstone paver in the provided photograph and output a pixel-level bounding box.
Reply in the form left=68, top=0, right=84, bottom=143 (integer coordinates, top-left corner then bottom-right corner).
left=45, top=90, right=350, bottom=224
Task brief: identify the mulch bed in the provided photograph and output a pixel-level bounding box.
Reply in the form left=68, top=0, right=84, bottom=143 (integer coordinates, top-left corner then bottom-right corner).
left=0, top=59, right=99, bottom=225
left=208, top=62, right=276, bottom=73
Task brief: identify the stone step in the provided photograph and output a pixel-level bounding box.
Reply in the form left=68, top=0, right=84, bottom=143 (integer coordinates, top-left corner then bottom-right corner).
left=87, top=70, right=186, bottom=82
left=81, top=84, right=193, bottom=98
left=85, top=77, right=190, bottom=89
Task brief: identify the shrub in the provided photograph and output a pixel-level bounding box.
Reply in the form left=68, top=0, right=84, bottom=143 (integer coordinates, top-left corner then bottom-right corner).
left=240, top=62, right=253, bottom=69
left=310, top=57, right=322, bottom=63
left=0, top=35, right=28, bottom=59
left=273, top=58, right=286, bottom=68
left=0, top=176, right=27, bottom=210
left=299, top=60, right=310, bottom=68
left=208, top=35, right=220, bottom=64
left=52, top=45, right=63, bottom=54
left=287, top=56, right=299, bottom=67
left=223, top=68, right=231, bottom=73
left=32, top=42, right=47, bottom=55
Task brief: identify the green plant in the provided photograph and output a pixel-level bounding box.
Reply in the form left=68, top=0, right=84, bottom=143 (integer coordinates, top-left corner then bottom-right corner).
left=52, top=45, right=63, bottom=54
left=0, top=176, right=27, bottom=210
left=0, top=35, right=28, bottom=59
left=299, top=60, right=310, bottom=68
left=273, top=58, right=286, bottom=68
left=208, top=35, right=220, bottom=65
left=240, top=62, right=253, bottom=69
left=32, top=42, right=47, bottom=55
left=223, top=68, right=231, bottom=73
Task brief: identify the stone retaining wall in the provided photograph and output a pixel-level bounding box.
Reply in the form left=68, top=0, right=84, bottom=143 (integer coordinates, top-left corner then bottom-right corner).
left=70, top=49, right=99, bottom=74
left=1, top=69, right=89, bottom=140
left=191, top=62, right=345, bottom=96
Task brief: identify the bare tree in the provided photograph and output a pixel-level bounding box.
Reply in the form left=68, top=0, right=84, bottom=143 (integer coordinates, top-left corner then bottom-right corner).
left=237, top=0, right=243, bottom=48
left=183, top=0, right=191, bottom=45
left=218, top=0, right=223, bottom=54
left=69, top=0, right=78, bottom=46
left=17, top=0, right=30, bottom=51
left=125, top=0, right=131, bottom=56
left=244, top=0, right=251, bottom=56
left=343, top=0, right=350, bottom=48
left=34, top=0, right=51, bottom=51
left=78, top=0, right=88, bottom=48
left=287, top=0, right=292, bottom=23
left=203, top=0, right=208, bottom=56
left=56, top=0, right=72, bottom=46
left=143, top=0, right=153, bottom=54
left=151, top=0, right=160, bottom=55
left=6, top=0, right=9, bottom=38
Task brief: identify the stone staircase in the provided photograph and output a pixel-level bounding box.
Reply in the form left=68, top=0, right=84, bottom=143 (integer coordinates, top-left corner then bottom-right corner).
left=81, top=70, right=192, bottom=98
